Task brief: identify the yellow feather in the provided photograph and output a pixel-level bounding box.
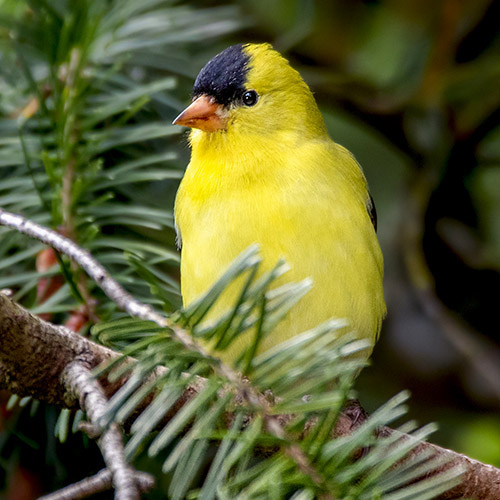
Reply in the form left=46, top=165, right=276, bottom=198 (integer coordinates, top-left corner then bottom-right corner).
left=174, top=43, right=386, bottom=362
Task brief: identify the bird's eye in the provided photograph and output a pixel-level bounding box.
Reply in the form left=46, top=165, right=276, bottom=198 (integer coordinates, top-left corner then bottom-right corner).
left=242, top=90, right=258, bottom=107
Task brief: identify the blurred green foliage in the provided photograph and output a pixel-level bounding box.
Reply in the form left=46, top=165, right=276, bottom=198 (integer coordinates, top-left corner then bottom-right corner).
left=211, top=0, right=500, bottom=470
left=1, top=0, right=500, bottom=496
left=295, top=0, right=499, bottom=467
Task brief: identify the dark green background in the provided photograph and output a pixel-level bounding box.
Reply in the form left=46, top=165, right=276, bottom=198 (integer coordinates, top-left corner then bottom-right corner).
left=1, top=0, right=500, bottom=497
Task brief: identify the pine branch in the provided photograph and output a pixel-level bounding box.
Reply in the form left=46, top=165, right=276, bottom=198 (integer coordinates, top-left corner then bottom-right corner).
left=63, top=362, right=142, bottom=500
left=1, top=290, right=500, bottom=498
left=38, top=468, right=154, bottom=500
left=0, top=208, right=164, bottom=327
left=1, top=207, right=500, bottom=497
left=0, top=203, right=500, bottom=499
left=0, top=207, right=334, bottom=497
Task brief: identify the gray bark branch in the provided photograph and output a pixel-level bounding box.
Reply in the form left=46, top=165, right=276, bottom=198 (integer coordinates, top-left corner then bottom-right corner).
left=38, top=469, right=154, bottom=500
left=2, top=291, right=500, bottom=499
left=63, top=362, right=141, bottom=500
left=1, top=208, right=500, bottom=499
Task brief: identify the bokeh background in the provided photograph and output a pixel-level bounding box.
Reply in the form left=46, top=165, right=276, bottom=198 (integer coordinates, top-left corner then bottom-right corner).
left=1, top=0, right=500, bottom=497
left=232, top=0, right=500, bottom=468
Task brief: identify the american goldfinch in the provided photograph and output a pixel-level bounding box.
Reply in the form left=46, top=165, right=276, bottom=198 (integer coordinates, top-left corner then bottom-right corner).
left=173, top=43, right=385, bottom=362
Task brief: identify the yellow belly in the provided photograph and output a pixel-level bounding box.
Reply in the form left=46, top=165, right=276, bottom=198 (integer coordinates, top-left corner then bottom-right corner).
left=177, top=162, right=385, bottom=364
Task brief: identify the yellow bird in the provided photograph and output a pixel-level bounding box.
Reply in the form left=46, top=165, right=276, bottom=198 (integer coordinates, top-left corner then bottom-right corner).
left=173, top=43, right=385, bottom=363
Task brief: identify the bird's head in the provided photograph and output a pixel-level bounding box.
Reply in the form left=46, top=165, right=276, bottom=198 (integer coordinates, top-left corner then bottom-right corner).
left=173, top=43, right=327, bottom=142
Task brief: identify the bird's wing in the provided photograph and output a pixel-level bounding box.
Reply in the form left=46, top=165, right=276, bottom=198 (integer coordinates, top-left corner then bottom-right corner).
left=366, top=193, right=377, bottom=232
left=174, top=220, right=182, bottom=250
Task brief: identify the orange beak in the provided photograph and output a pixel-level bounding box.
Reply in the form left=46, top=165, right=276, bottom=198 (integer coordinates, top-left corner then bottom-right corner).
left=173, top=95, right=227, bottom=132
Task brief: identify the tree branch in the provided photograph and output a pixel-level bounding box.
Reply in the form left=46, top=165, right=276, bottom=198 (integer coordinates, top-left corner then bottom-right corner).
left=0, top=208, right=334, bottom=490
left=38, top=468, right=154, bottom=500
left=1, top=291, right=500, bottom=498
left=63, top=362, right=142, bottom=500
left=2, top=209, right=500, bottom=498
left=377, top=425, right=500, bottom=500
left=0, top=208, right=239, bottom=385
left=0, top=291, right=117, bottom=408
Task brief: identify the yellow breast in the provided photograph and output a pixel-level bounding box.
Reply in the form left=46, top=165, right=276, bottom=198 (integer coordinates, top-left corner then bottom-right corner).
left=175, top=130, right=385, bottom=363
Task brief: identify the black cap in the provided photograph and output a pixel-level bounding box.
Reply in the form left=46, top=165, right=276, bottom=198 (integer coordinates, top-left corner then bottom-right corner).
left=192, top=44, right=250, bottom=106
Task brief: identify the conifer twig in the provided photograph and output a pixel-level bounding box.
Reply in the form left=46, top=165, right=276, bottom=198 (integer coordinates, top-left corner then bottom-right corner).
left=4, top=209, right=500, bottom=498
left=38, top=468, right=154, bottom=500
left=0, top=208, right=331, bottom=492
left=63, top=362, right=143, bottom=500
left=1, top=290, right=500, bottom=498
